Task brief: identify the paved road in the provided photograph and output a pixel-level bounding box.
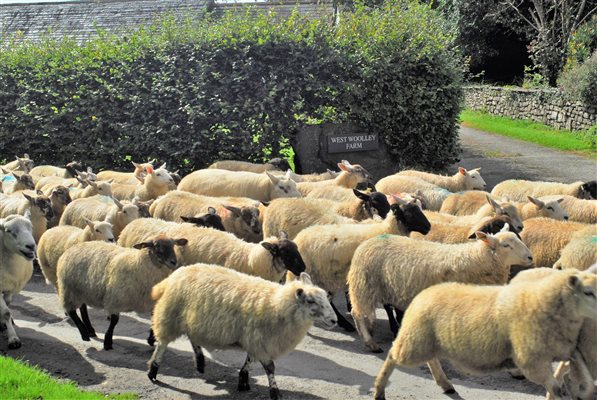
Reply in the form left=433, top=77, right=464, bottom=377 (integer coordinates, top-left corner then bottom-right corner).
left=3, top=127, right=594, bottom=400
left=457, top=126, right=596, bottom=190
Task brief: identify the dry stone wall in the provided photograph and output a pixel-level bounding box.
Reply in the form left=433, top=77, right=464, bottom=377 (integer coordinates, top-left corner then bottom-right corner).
left=464, top=85, right=596, bottom=131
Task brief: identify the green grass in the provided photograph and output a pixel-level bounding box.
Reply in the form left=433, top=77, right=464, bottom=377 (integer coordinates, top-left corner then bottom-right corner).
left=460, top=109, right=596, bottom=154
left=0, top=356, right=136, bottom=400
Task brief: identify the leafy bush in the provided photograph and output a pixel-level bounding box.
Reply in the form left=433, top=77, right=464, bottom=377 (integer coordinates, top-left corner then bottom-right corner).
left=559, top=51, right=597, bottom=108
left=565, top=14, right=597, bottom=70
left=0, top=0, right=462, bottom=173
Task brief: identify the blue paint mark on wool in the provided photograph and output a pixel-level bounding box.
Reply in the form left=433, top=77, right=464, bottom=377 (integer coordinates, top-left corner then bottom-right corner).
left=1, top=175, right=16, bottom=182
left=433, top=188, right=453, bottom=195
left=378, top=234, right=391, bottom=240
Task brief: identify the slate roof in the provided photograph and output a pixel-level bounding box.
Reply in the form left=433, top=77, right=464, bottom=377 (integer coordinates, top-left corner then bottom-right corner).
left=0, top=0, right=335, bottom=43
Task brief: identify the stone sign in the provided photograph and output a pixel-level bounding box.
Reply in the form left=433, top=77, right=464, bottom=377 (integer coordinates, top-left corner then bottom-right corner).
left=327, top=133, right=379, bottom=153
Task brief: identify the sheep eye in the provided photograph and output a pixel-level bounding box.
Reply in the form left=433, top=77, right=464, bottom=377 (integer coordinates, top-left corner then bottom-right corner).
left=502, top=244, right=511, bottom=248
left=584, top=291, right=596, bottom=298
left=123, top=211, right=128, bottom=214
left=95, top=229, right=100, bottom=233
left=547, top=207, right=554, bottom=211
left=307, top=299, right=316, bottom=304
left=472, top=176, right=476, bottom=179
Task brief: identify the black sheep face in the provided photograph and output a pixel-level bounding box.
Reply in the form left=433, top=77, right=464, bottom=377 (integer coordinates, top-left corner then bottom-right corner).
left=580, top=180, right=597, bottom=200
left=392, top=203, right=430, bottom=235
left=262, top=239, right=306, bottom=277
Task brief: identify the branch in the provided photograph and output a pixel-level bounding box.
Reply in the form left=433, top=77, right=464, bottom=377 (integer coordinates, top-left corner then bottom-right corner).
left=500, top=0, right=540, bottom=31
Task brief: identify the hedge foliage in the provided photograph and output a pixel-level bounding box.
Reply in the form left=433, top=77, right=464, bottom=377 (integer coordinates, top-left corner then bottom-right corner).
left=0, top=1, right=462, bottom=173
left=559, top=51, right=597, bottom=108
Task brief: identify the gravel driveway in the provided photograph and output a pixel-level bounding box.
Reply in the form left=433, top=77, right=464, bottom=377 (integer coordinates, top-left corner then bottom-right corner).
left=3, top=126, right=594, bottom=400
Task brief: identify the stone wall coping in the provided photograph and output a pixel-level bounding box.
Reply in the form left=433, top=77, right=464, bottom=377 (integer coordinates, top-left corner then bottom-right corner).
left=464, top=85, right=560, bottom=94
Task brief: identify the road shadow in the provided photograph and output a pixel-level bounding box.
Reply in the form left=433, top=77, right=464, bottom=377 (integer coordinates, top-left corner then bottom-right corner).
left=0, top=326, right=106, bottom=386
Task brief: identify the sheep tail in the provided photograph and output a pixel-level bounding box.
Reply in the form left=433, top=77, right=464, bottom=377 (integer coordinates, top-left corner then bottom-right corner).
left=151, top=279, right=168, bottom=301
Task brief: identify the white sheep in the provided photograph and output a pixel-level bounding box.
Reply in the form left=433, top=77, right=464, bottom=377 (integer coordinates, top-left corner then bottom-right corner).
left=291, top=200, right=430, bottom=331
left=56, top=234, right=188, bottom=350
left=553, top=225, right=597, bottom=271
left=69, top=179, right=113, bottom=200
left=207, top=157, right=291, bottom=173
left=516, top=196, right=568, bottom=220
left=96, top=160, right=155, bottom=184
left=410, top=214, right=520, bottom=244
left=34, top=166, right=96, bottom=192
left=439, top=190, right=496, bottom=215
left=397, top=167, right=486, bottom=192
left=519, top=218, right=589, bottom=268
left=59, top=196, right=139, bottom=239
left=372, top=268, right=597, bottom=400
left=491, top=179, right=597, bottom=201
left=37, top=218, right=114, bottom=288
left=1, top=154, right=33, bottom=173
left=272, top=169, right=339, bottom=183
left=147, top=265, right=336, bottom=400
left=0, top=193, right=54, bottom=242
left=178, top=169, right=300, bottom=203
left=149, top=190, right=262, bottom=242
left=0, top=171, right=35, bottom=194
left=0, top=214, right=36, bottom=349
left=111, top=164, right=173, bottom=201
left=540, top=195, right=597, bottom=223
left=375, top=175, right=453, bottom=211
left=262, top=197, right=376, bottom=240
left=118, top=218, right=305, bottom=283
left=296, top=160, right=372, bottom=196
left=348, top=226, right=533, bottom=352
left=29, top=161, right=82, bottom=180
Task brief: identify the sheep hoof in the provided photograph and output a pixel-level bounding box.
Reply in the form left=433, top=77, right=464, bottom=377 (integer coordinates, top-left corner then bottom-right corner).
left=196, top=356, right=205, bottom=374
left=148, top=362, right=159, bottom=382
left=367, top=344, right=383, bottom=353
left=269, top=387, right=280, bottom=399
left=80, top=335, right=90, bottom=342
left=147, top=336, right=155, bottom=347
left=8, top=339, right=21, bottom=349
left=373, top=395, right=385, bottom=400
left=508, top=371, right=525, bottom=380
left=103, top=342, right=113, bottom=350
left=237, top=382, right=250, bottom=392
left=444, top=388, right=456, bottom=394
left=87, top=330, right=97, bottom=338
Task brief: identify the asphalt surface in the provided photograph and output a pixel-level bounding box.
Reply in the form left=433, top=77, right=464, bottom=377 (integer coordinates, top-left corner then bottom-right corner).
left=3, top=126, right=596, bottom=400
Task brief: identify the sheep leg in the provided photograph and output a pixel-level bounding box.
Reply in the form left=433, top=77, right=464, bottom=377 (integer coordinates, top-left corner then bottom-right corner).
left=519, top=361, right=563, bottom=400
left=427, top=358, right=456, bottom=394
left=564, top=350, right=594, bottom=400
left=0, top=295, right=20, bottom=349
left=103, top=313, right=119, bottom=351
left=238, top=354, right=252, bottom=391
left=373, top=352, right=397, bottom=400
left=67, top=310, right=90, bottom=342
left=260, top=360, right=280, bottom=400
left=352, top=310, right=382, bottom=353
left=147, top=340, right=169, bottom=382
left=330, top=300, right=355, bottom=332
left=147, top=329, right=156, bottom=347
left=383, top=305, right=399, bottom=337
left=191, top=341, right=205, bottom=373
left=79, top=304, right=97, bottom=338
left=345, top=291, right=352, bottom=312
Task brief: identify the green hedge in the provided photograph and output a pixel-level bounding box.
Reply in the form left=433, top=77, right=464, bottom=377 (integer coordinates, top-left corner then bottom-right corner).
left=559, top=51, right=597, bottom=108
left=0, top=1, right=462, bottom=173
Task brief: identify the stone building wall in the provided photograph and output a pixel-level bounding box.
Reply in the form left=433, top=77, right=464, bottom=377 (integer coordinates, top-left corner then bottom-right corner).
left=464, top=85, right=596, bottom=131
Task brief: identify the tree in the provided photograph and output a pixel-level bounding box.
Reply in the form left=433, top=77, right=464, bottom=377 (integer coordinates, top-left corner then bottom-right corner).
left=498, top=0, right=597, bottom=85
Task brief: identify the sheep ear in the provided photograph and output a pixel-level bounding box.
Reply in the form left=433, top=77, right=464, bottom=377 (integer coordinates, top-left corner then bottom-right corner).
left=527, top=196, right=544, bottom=208
left=23, top=153, right=29, bottom=159
left=23, top=209, right=32, bottom=221
left=500, top=223, right=510, bottom=233
left=501, top=195, right=510, bottom=203
left=353, top=189, right=370, bottom=201
left=111, top=196, right=124, bottom=210
left=159, top=162, right=167, bottom=170
left=261, top=242, right=278, bottom=255
left=132, top=161, right=140, bottom=168
left=36, top=189, right=43, bottom=195
left=567, top=275, right=580, bottom=290
left=295, top=288, right=306, bottom=301
left=83, top=218, right=94, bottom=229
left=299, top=272, right=313, bottom=285
left=487, top=196, right=503, bottom=213
left=557, top=198, right=564, bottom=203
left=106, top=179, right=114, bottom=184
left=174, top=238, right=188, bottom=246
left=337, top=162, right=350, bottom=173
left=265, top=171, right=279, bottom=184
left=86, top=167, right=93, bottom=174
left=475, top=231, right=497, bottom=249
left=285, top=170, right=292, bottom=179
left=279, top=231, right=289, bottom=240
left=207, top=206, right=217, bottom=215
left=260, top=201, right=270, bottom=207
left=23, top=193, right=33, bottom=202
left=458, top=167, right=467, bottom=175
left=88, top=180, right=98, bottom=188
left=392, top=194, right=407, bottom=205
left=133, top=241, right=153, bottom=249
left=223, top=205, right=241, bottom=217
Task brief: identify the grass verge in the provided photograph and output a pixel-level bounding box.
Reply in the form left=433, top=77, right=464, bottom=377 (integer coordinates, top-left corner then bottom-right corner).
left=0, top=356, right=136, bottom=400
left=460, top=109, right=596, bottom=154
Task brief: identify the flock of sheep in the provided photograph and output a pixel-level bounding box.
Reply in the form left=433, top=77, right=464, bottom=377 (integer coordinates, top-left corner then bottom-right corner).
left=0, top=152, right=596, bottom=400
